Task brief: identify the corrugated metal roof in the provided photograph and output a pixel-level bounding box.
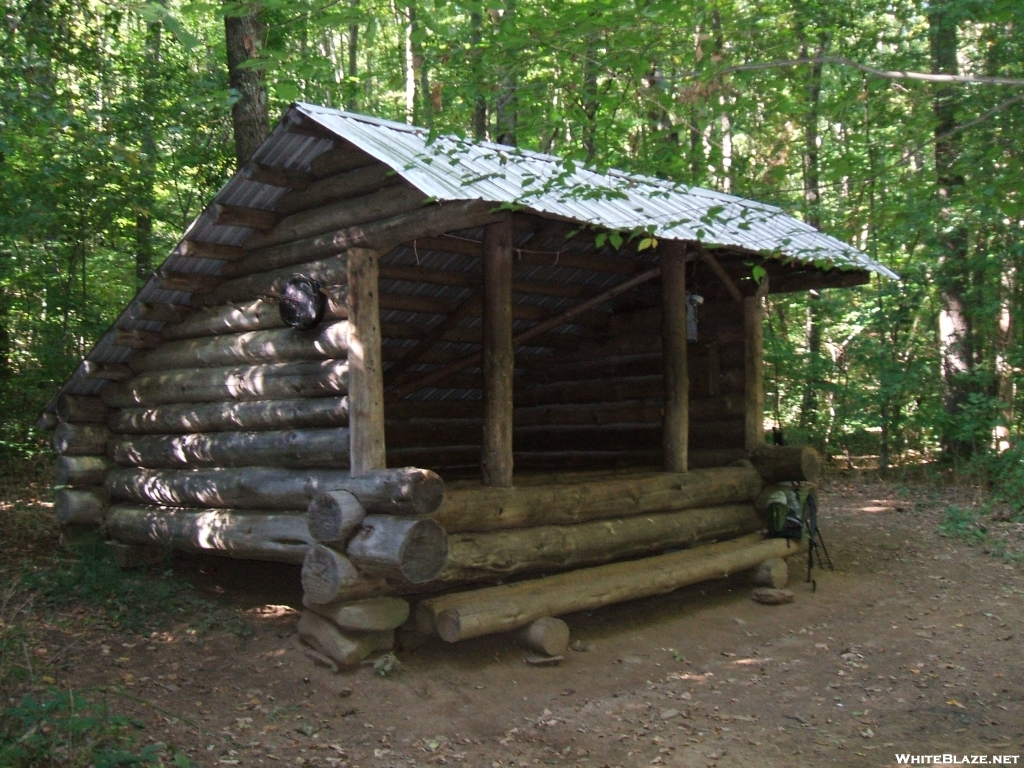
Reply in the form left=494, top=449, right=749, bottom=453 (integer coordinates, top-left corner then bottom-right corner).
left=296, top=103, right=898, bottom=280
left=46, top=103, right=894, bottom=412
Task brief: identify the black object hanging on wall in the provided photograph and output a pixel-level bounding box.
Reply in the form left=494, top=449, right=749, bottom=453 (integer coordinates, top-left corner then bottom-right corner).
left=279, top=276, right=327, bottom=329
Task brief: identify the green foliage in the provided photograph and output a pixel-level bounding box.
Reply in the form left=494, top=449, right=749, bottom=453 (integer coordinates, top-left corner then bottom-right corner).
left=0, top=688, right=193, bottom=768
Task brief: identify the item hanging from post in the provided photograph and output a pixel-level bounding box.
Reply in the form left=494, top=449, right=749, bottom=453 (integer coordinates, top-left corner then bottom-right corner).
left=278, top=276, right=328, bottom=329
left=686, top=292, right=704, bottom=342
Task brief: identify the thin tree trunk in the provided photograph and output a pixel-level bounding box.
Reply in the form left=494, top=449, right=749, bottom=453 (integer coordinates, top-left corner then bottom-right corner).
left=929, top=0, right=973, bottom=459
left=225, top=2, right=270, bottom=167
left=494, top=0, right=517, bottom=146
left=581, top=33, right=599, bottom=164
left=403, top=3, right=416, bottom=123
left=470, top=10, right=487, bottom=140
left=994, top=267, right=1016, bottom=452
left=136, top=18, right=161, bottom=287
left=346, top=0, right=359, bottom=110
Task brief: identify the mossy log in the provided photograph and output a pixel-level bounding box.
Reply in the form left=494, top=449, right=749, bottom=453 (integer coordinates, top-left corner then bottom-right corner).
left=106, top=505, right=314, bottom=564
left=419, top=533, right=809, bottom=643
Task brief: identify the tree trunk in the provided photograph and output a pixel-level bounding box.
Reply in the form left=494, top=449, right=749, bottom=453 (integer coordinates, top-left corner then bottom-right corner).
left=347, top=248, right=386, bottom=475
left=482, top=218, right=514, bottom=486
left=994, top=266, right=1015, bottom=451
left=135, top=18, right=160, bottom=286
left=929, top=0, right=973, bottom=460
left=494, top=0, right=517, bottom=146
left=661, top=242, right=689, bottom=472
left=346, top=0, right=360, bottom=111
left=224, top=2, right=269, bottom=166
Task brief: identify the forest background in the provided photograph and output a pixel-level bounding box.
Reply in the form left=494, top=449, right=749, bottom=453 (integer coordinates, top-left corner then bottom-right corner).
left=1, top=0, right=1022, bottom=495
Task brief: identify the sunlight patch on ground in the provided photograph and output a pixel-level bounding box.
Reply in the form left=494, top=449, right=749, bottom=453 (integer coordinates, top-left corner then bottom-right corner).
left=246, top=604, right=299, bottom=619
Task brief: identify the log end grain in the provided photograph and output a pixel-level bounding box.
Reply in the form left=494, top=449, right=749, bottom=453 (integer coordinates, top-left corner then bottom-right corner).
left=522, top=617, right=570, bottom=657
left=307, top=490, right=366, bottom=545
left=347, top=516, right=448, bottom=584
left=54, top=488, right=108, bottom=526
left=302, top=544, right=361, bottom=604
left=750, top=558, right=788, bottom=589
left=751, top=445, right=821, bottom=483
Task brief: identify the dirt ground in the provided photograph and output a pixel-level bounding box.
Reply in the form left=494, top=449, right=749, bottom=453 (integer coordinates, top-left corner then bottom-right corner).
left=7, top=477, right=1024, bottom=768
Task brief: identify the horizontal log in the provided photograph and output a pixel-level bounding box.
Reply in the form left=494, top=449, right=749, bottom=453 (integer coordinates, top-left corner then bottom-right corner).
left=156, top=272, right=219, bottom=294
left=513, top=400, right=662, bottom=427
left=378, top=264, right=601, bottom=301
left=106, top=465, right=444, bottom=514
left=171, top=240, right=246, bottom=262
left=410, top=235, right=637, bottom=276
left=80, top=361, right=133, bottom=381
left=347, top=515, right=449, bottom=584
left=137, top=302, right=191, bottom=324
left=302, top=544, right=361, bottom=602
left=110, top=427, right=350, bottom=469
left=130, top=321, right=350, bottom=372
left=163, top=294, right=347, bottom=340
left=767, top=268, right=871, bottom=294
left=102, top=360, right=348, bottom=407
left=203, top=255, right=349, bottom=307
left=382, top=319, right=587, bottom=350
left=107, top=505, right=313, bottom=564
left=245, top=161, right=315, bottom=190
left=52, top=423, right=109, bottom=455
left=214, top=203, right=279, bottom=231
left=421, top=533, right=808, bottom=642
left=384, top=447, right=746, bottom=473
left=303, top=596, right=410, bottom=632
left=276, top=163, right=398, bottom=216
left=244, top=186, right=427, bottom=251
left=438, top=503, right=761, bottom=583
left=517, top=376, right=663, bottom=407
left=235, top=201, right=502, bottom=276
left=56, top=395, right=109, bottom=424
left=751, top=445, right=822, bottom=482
left=110, top=397, right=349, bottom=434
left=310, top=146, right=379, bottom=178
left=434, top=465, right=763, bottom=533
left=54, top=455, right=113, bottom=487
left=115, top=329, right=163, bottom=349
left=54, top=488, right=108, bottom=525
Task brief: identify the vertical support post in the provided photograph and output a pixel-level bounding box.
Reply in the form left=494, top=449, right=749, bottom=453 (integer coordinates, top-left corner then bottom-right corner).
left=661, top=241, right=689, bottom=473
left=744, top=294, right=765, bottom=452
left=482, top=217, right=514, bottom=487
left=348, top=247, right=386, bottom=475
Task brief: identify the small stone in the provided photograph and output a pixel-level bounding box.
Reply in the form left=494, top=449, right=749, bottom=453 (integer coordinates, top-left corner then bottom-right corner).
left=303, top=596, right=410, bottom=631
left=525, top=654, right=563, bottom=666
left=752, top=588, right=795, bottom=605
left=660, top=709, right=680, bottom=721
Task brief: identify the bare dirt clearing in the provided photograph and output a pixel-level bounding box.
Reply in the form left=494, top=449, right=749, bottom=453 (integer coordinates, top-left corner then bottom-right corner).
left=4, top=477, right=1024, bottom=768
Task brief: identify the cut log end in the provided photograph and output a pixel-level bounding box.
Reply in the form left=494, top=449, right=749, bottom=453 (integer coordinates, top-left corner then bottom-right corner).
left=751, top=445, right=821, bottom=483
left=54, top=488, right=108, bottom=525
left=301, top=544, right=361, bottom=604
left=347, top=516, right=448, bottom=584
left=522, top=617, right=570, bottom=657
left=307, top=490, right=366, bottom=546
left=750, top=558, right=788, bottom=589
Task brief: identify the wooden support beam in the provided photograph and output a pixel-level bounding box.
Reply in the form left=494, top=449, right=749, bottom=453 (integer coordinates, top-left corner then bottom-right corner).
left=172, top=240, right=246, bottom=262
left=482, top=218, right=515, bottom=487
left=743, top=294, right=765, bottom=451
left=662, top=242, right=689, bottom=472
left=406, top=235, right=637, bottom=275
left=213, top=203, right=280, bottom=232
left=309, top=146, right=378, bottom=178
left=695, top=243, right=744, bottom=303
left=767, top=268, right=871, bottom=294
left=348, top=248, right=386, bottom=475
left=276, top=163, right=397, bottom=216
left=156, top=271, right=220, bottom=293
left=246, top=161, right=315, bottom=190
left=80, top=361, right=133, bottom=381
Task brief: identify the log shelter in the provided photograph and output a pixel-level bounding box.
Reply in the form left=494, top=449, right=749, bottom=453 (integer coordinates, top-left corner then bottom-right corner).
left=42, top=104, right=896, bottom=661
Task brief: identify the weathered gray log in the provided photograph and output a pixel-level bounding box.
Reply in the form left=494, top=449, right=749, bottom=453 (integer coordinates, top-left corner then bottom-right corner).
left=54, top=455, right=113, bottom=487
left=106, top=505, right=313, bottom=563
left=433, top=465, right=763, bottom=533
left=297, top=610, right=394, bottom=666
left=235, top=200, right=503, bottom=277
left=54, top=488, right=108, bottom=525
left=438, top=503, right=761, bottom=583
left=110, top=397, right=349, bottom=434
left=36, top=411, right=59, bottom=431
left=79, top=361, right=133, bottom=381
left=310, top=146, right=378, bottom=178
left=162, top=294, right=347, bottom=341
left=346, top=248, right=387, bottom=475
left=482, top=218, right=514, bottom=487
left=104, top=466, right=444, bottom=514
left=302, top=544, right=363, bottom=603
left=102, top=360, right=348, bottom=408
left=130, top=321, right=350, bottom=372
left=750, top=558, right=788, bottom=589
left=136, top=302, right=191, bottom=324
left=420, top=533, right=809, bottom=643
left=522, top=617, right=570, bottom=656
left=302, top=595, right=410, bottom=631
left=52, top=423, right=110, bottom=455
left=203, top=254, right=349, bottom=307
left=346, top=515, right=448, bottom=584
left=307, top=490, right=365, bottom=546
left=661, top=241, right=689, bottom=472
left=245, top=185, right=427, bottom=250
left=110, top=427, right=350, bottom=469
left=275, top=163, right=399, bottom=216
left=56, top=395, right=110, bottom=424
left=750, top=445, right=822, bottom=483
left=744, top=295, right=765, bottom=451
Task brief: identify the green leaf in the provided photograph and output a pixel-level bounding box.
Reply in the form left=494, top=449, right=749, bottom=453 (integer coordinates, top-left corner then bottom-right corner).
left=609, top=232, right=623, bottom=249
